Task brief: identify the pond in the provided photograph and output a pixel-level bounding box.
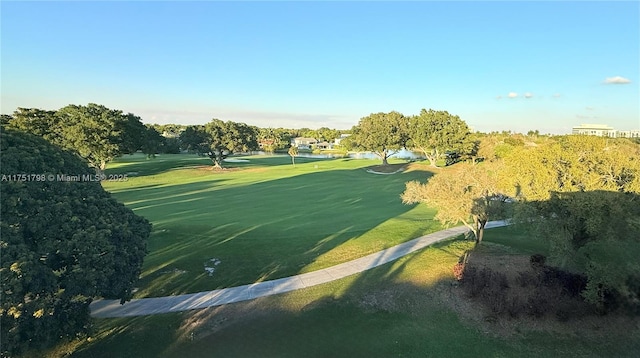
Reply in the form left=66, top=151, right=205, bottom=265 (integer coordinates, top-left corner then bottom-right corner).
left=249, top=149, right=425, bottom=160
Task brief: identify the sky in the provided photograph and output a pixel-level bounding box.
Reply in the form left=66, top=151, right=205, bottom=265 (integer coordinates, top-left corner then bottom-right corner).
left=1, top=1, right=639, bottom=134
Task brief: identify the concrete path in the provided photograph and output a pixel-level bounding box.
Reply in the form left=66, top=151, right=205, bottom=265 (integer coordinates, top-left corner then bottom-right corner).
left=90, top=221, right=509, bottom=318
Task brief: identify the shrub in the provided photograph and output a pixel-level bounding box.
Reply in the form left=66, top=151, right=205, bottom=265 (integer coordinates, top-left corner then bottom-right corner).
left=530, top=254, right=546, bottom=269
left=453, top=262, right=465, bottom=281
left=526, top=293, right=548, bottom=318
left=507, top=296, right=526, bottom=318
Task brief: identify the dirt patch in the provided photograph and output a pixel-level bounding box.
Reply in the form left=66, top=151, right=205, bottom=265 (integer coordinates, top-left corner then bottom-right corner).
left=437, top=249, right=640, bottom=339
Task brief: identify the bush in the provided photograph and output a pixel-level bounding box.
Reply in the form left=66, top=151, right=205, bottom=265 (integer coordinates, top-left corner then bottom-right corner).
left=526, top=293, right=548, bottom=318
left=507, top=296, right=526, bottom=318
left=530, top=254, right=546, bottom=269
left=461, top=266, right=509, bottom=314
left=541, top=267, right=587, bottom=298
left=453, top=262, right=465, bottom=281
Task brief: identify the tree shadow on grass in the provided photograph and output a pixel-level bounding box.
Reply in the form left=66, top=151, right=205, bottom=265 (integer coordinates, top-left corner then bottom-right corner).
left=69, top=236, right=640, bottom=358
left=106, top=153, right=344, bottom=178
left=110, top=163, right=436, bottom=297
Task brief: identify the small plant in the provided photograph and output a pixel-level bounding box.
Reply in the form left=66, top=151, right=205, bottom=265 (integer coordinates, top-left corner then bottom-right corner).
left=453, top=262, right=465, bottom=281
left=530, top=254, right=546, bottom=269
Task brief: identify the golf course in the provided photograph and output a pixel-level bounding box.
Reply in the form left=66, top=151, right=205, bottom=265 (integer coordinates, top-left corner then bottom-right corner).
left=48, top=153, right=639, bottom=357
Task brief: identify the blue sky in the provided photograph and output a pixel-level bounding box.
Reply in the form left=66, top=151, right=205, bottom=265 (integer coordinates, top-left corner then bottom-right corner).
left=2, top=1, right=638, bottom=133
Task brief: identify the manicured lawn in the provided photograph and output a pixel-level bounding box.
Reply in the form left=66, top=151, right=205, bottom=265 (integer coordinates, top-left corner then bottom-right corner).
left=102, top=154, right=440, bottom=297
left=43, top=155, right=639, bottom=357
left=63, top=236, right=639, bottom=358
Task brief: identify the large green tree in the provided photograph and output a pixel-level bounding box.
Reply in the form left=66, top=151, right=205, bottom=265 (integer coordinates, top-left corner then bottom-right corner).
left=179, top=125, right=209, bottom=153
left=6, top=108, right=64, bottom=146
left=141, top=125, right=164, bottom=158
left=402, top=162, right=508, bottom=243
left=407, top=109, right=473, bottom=167
left=55, top=104, right=132, bottom=174
left=0, top=128, right=151, bottom=356
left=202, top=119, right=259, bottom=168
left=349, top=111, right=408, bottom=165
left=499, top=136, right=640, bottom=200
left=7, top=104, right=150, bottom=175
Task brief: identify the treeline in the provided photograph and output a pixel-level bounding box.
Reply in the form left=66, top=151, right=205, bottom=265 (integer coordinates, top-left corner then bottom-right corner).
left=1, top=104, right=354, bottom=171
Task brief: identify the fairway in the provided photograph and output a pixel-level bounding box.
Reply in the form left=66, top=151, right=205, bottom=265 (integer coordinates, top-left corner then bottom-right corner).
left=103, top=154, right=440, bottom=298
left=51, top=154, right=640, bottom=358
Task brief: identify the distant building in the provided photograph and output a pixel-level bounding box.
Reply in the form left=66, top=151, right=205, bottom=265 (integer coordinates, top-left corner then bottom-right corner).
left=571, top=124, right=639, bottom=138
left=617, top=130, right=640, bottom=138
left=334, top=134, right=351, bottom=146
left=291, top=137, right=318, bottom=149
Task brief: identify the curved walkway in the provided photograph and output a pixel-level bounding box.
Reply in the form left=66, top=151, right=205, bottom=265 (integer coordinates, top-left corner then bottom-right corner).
left=90, top=221, right=509, bottom=318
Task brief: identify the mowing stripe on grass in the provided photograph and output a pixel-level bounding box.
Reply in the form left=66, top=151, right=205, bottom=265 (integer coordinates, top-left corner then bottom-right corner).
left=90, top=221, right=509, bottom=318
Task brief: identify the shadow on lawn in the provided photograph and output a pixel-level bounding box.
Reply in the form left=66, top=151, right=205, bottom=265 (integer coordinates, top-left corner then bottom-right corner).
left=116, top=163, right=437, bottom=297
left=72, top=239, right=474, bottom=358
left=105, top=153, right=344, bottom=178
left=69, top=235, right=640, bottom=358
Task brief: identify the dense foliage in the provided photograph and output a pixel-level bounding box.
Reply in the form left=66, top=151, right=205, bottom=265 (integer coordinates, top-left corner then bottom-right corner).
left=180, top=119, right=259, bottom=168
left=6, top=104, right=150, bottom=174
left=402, top=162, right=508, bottom=243
left=407, top=109, right=474, bottom=167
left=518, top=191, right=640, bottom=309
left=347, top=111, right=409, bottom=165
left=405, top=134, right=640, bottom=309
left=0, top=129, right=151, bottom=355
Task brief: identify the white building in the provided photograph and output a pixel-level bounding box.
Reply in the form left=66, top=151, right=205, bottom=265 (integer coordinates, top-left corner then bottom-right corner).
left=617, top=130, right=640, bottom=138
left=571, top=124, right=639, bottom=138
left=334, top=134, right=351, bottom=146
left=291, top=137, right=318, bottom=149
left=572, top=124, right=617, bottom=137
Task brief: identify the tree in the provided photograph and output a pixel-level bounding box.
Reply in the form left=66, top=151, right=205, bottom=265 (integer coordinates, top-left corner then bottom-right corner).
left=499, top=136, right=640, bottom=201
left=349, top=111, right=408, bottom=165
left=406, top=109, right=473, bottom=167
left=8, top=104, right=149, bottom=176
left=500, top=136, right=640, bottom=309
left=316, top=127, right=340, bottom=143
left=1, top=114, right=13, bottom=126
left=141, top=125, right=164, bottom=158
left=202, top=119, right=259, bottom=168
left=0, top=128, right=151, bottom=356
left=288, top=145, right=298, bottom=166
left=401, top=162, right=508, bottom=243
left=515, top=191, right=640, bottom=309
left=55, top=104, right=135, bottom=175
left=179, top=125, right=208, bottom=153
left=6, top=108, right=64, bottom=146
left=117, top=113, right=148, bottom=155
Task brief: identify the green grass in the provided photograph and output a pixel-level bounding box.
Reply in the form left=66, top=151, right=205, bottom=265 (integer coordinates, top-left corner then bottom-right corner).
left=102, top=154, right=440, bottom=297
left=41, top=154, right=639, bottom=357
left=482, top=225, right=549, bottom=256
left=60, top=237, right=639, bottom=358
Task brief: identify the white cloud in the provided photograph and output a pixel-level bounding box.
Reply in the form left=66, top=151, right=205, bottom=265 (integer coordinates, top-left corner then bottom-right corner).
left=508, top=92, right=518, bottom=98
left=496, top=95, right=503, bottom=100
left=552, top=93, right=562, bottom=98
left=585, top=106, right=595, bottom=111
left=604, top=76, right=631, bottom=84
left=524, top=92, right=533, bottom=98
